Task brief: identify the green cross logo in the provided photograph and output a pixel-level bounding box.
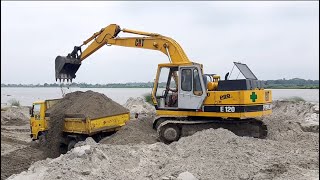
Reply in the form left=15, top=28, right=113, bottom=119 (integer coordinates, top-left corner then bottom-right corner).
left=250, top=92, right=257, bottom=102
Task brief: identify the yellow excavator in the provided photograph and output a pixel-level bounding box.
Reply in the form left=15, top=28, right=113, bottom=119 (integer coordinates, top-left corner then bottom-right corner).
left=55, top=24, right=272, bottom=143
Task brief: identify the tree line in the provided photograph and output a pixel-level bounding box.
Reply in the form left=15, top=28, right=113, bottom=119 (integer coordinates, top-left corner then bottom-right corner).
left=1, top=78, right=319, bottom=89
left=264, top=78, right=319, bottom=89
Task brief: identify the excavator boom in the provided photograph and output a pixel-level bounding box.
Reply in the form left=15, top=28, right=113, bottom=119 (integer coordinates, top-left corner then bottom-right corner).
left=55, top=24, right=191, bottom=81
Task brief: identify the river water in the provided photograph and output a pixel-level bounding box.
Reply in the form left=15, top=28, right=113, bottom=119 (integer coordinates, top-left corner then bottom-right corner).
left=1, top=87, right=319, bottom=106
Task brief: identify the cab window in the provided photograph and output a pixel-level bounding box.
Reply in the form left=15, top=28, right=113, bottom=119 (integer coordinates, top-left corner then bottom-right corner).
left=193, top=68, right=203, bottom=96
left=32, top=104, right=41, bottom=119
left=156, top=67, right=170, bottom=96
left=181, top=69, right=192, bottom=91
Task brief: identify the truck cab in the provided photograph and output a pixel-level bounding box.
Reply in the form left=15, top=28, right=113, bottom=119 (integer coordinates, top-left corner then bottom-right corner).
left=29, top=97, right=130, bottom=151
left=30, top=99, right=60, bottom=140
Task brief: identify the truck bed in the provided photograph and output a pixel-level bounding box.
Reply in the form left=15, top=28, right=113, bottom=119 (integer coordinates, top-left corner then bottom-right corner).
left=46, top=112, right=130, bottom=135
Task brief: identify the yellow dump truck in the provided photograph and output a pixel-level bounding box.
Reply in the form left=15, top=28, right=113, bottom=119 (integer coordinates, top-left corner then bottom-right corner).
left=30, top=99, right=130, bottom=150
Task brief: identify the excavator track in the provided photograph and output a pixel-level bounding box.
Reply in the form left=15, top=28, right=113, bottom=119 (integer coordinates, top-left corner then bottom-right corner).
left=154, top=117, right=267, bottom=143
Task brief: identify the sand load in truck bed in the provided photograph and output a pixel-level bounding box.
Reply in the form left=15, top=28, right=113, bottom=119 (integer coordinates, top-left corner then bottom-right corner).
left=47, top=90, right=129, bottom=119
left=44, top=90, right=129, bottom=158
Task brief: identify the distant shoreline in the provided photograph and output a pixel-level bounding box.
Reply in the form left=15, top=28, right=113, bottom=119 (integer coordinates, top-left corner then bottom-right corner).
left=1, top=86, right=318, bottom=89
left=1, top=78, right=319, bottom=89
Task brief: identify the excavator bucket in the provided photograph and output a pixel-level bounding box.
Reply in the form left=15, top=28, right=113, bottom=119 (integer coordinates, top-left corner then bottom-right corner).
left=55, top=56, right=81, bottom=82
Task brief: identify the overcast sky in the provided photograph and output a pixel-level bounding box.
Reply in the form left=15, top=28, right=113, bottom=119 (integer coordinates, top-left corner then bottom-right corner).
left=1, top=1, right=319, bottom=84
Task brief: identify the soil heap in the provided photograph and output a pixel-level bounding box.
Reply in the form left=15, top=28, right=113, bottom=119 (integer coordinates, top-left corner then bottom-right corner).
left=262, top=100, right=319, bottom=142
left=46, top=90, right=129, bottom=119
left=6, top=100, right=320, bottom=180
left=99, top=116, right=157, bottom=145
left=8, top=127, right=319, bottom=180
left=123, top=97, right=156, bottom=118
left=44, top=90, right=129, bottom=158
left=1, top=106, right=30, bottom=126
left=1, top=106, right=44, bottom=180
left=100, top=97, right=157, bottom=145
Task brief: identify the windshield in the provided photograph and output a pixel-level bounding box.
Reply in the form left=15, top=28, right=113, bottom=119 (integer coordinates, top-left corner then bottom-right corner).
left=31, top=104, right=41, bottom=118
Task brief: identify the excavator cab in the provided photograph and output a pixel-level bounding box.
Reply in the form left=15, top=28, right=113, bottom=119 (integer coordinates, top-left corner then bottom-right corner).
left=152, top=63, right=207, bottom=110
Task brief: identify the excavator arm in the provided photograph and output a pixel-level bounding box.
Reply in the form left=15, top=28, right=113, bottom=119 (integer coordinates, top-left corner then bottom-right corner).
left=55, top=24, right=191, bottom=81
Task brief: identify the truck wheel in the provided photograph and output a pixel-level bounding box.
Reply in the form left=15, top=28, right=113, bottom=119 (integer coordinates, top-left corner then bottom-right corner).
left=158, top=124, right=181, bottom=144
left=67, top=140, right=77, bottom=151
left=59, top=144, right=67, bottom=154
left=32, top=134, right=46, bottom=148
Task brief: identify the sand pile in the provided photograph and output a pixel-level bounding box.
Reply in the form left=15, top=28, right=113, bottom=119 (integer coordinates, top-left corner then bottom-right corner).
left=99, top=116, right=157, bottom=145
left=1, top=146, right=46, bottom=180
left=6, top=100, right=320, bottom=180
left=46, top=91, right=129, bottom=119
left=1, top=106, right=45, bottom=180
left=43, top=91, right=129, bottom=158
left=1, top=106, right=30, bottom=126
left=100, top=97, right=157, bottom=145
left=123, top=97, right=156, bottom=118
left=263, top=101, right=319, bottom=142
left=8, top=127, right=319, bottom=180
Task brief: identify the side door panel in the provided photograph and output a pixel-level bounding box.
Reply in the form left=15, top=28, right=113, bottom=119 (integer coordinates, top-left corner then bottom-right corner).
left=30, top=103, right=45, bottom=138
left=30, top=104, right=40, bottom=137
left=178, top=65, right=207, bottom=109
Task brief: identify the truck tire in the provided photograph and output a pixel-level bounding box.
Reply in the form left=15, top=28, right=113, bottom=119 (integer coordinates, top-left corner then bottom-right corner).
left=67, top=140, right=77, bottom=151
left=32, top=134, right=46, bottom=148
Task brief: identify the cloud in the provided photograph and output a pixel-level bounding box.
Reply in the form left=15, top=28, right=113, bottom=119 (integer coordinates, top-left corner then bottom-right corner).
left=1, top=1, right=319, bottom=84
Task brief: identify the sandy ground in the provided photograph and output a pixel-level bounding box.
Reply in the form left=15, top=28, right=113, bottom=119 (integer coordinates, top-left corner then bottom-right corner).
left=1, top=99, right=319, bottom=180
left=1, top=107, right=46, bottom=180
left=1, top=125, right=30, bottom=155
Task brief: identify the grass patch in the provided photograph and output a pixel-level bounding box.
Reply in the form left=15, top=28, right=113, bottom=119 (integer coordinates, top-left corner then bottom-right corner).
left=282, top=96, right=305, bottom=102
left=8, top=98, right=20, bottom=107
left=143, top=93, right=153, bottom=104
